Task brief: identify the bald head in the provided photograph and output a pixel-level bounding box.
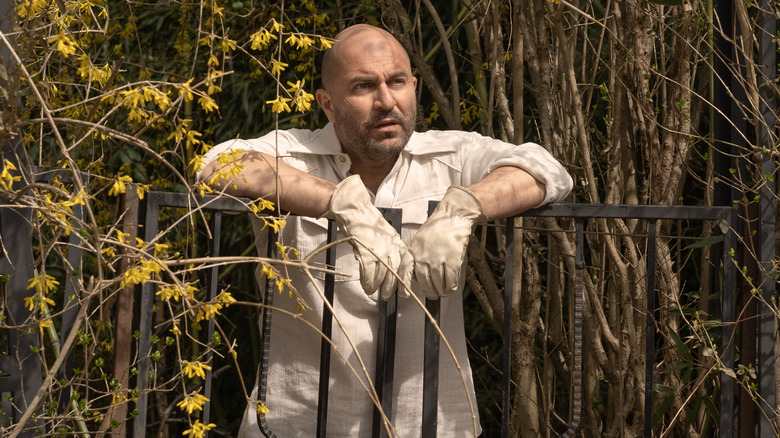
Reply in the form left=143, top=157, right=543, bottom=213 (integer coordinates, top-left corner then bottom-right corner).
left=320, top=25, right=411, bottom=91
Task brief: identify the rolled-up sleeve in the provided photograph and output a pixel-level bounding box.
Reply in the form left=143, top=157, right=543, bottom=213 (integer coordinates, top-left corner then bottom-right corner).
left=458, top=132, right=573, bottom=205
left=201, top=137, right=276, bottom=167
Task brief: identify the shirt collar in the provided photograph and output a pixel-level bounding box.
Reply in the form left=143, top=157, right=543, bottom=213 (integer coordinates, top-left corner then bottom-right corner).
left=286, top=123, right=344, bottom=155
left=286, top=122, right=458, bottom=156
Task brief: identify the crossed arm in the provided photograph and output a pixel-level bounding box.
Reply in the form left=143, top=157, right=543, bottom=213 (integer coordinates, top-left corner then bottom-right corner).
left=200, top=149, right=549, bottom=299
left=198, top=150, right=546, bottom=221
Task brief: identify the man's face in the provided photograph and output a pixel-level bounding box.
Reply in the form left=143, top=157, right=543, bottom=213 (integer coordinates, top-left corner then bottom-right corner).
left=317, top=29, right=418, bottom=165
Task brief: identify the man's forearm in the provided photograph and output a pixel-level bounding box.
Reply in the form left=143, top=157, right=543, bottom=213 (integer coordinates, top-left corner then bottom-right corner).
left=199, top=150, right=335, bottom=217
left=467, top=166, right=546, bottom=220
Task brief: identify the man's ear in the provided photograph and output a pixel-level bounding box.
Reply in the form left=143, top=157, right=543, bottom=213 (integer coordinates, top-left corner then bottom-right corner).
left=316, top=89, right=335, bottom=122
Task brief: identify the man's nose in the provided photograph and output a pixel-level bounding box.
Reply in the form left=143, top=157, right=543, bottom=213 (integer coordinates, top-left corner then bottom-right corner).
left=374, top=84, right=396, bottom=110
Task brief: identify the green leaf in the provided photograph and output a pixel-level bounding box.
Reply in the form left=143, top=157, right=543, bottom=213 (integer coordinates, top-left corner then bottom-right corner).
left=684, top=234, right=724, bottom=250
left=699, top=394, right=720, bottom=423
left=652, top=394, right=676, bottom=426
left=652, top=384, right=675, bottom=394
left=661, top=362, right=691, bottom=374
left=667, top=325, right=694, bottom=362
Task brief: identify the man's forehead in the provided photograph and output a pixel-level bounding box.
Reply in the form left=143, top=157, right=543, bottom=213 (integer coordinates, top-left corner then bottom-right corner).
left=321, top=25, right=411, bottom=90
left=338, top=29, right=401, bottom=55
left=334, top=29, right=409, bottom=72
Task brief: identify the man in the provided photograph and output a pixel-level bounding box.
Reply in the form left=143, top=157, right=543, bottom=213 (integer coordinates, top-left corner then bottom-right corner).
left=200, top=24, right=572, bottom=437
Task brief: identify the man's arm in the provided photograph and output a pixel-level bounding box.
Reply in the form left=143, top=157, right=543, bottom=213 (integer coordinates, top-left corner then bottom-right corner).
left=466, top=166, right=546, bottom=221
left=199, top=150, right=335, bottom=217
left=400, top=165, right=561, bottom=300
left=199, top=149, right=409, bottom=299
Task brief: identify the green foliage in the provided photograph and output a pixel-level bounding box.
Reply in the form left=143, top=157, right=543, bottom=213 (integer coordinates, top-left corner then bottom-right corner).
left=4, top=0, right=348, bottom=435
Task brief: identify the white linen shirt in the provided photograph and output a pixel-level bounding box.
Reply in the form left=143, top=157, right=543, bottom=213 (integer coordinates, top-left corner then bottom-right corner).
left=202, top=123, right=572, bottom=437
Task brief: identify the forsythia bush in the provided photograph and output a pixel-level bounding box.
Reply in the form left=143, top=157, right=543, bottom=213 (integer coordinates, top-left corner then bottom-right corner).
left=0, top=0, right=368, bottom=435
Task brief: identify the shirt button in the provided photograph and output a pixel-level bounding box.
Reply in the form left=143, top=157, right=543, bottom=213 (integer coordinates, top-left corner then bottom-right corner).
left=338, top=156, right=347, bottom=163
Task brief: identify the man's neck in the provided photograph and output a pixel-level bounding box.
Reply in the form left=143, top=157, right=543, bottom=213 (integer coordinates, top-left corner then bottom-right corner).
left=349, top=158, right=395, bottom=194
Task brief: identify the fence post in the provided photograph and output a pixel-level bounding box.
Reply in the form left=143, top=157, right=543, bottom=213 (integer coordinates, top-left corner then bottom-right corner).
left=372, top=208, right=402, bottom=438
left=0, top=138, right=42, bottom=437
left=98, top=185, right=140, bottom=437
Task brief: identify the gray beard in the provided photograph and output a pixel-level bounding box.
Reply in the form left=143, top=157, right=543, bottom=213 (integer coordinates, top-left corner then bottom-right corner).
left=334, top=108, right=416, bottom=163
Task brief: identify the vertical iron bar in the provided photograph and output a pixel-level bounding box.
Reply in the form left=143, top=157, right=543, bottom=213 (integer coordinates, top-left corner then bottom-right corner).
left=133, top=195, right=159, bottom=438
left=561, top=219, right=584, bottom=437
left=501, top=217, right=515, bottom=438
left=202, top=212, right=222, bottom=434
left=316, top=219, right=338, bottom=437
left=372, top=208, right=402, bottom=438
left=721, top=214, right=737, bottom=438
left=257, top=227, right=279, bottom=438
left=372, top=291, right=398, bottom=438
left=644, top=220, right=657, bottom=438
left=422, top=299, right=441, bottom=435
left=422, top=201, right=441, bottom=437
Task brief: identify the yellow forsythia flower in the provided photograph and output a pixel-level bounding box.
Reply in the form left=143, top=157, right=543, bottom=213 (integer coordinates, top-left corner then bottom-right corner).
left=49, top=32, right=78, bottom=57
left=182, top=420, right=216, bottom=438
left=319, top=37, right=333, bottom=49
left=263, top=218, right=287, bottom=233
left=250, top=29, right=277, bottom=50
left=217, top=291, right=237, bottom=304
left=181, top=361, right=212, bottom=380
left=39, top=319, right=53, bottom=332
left=270, top=60, right=288, bottom=76
left=269, top=18, right=284, bottom=33
left=27, top=273, right=59, bottom=294
left=266, top=97, right=291, bottom=113
left=109, top=174, right=133, bottom=197
left=250, top=199, right=275, bottom=213
left=179, top=79, right=195, bottom=102
left=0, top=159, right=21, bottom=190
left=176, top=391, right=209, bottom=414
left=116, top=230, right=130, bottom=244
left=198, top=96, right=219, bottom=113
left=101, top=246, right=116, bottom=257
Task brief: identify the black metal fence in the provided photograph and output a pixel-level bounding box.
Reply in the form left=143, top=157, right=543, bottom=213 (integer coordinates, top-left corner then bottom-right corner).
left=2, top=186, right=765, bottom=437
left=130, top=191, right=740, bottom=437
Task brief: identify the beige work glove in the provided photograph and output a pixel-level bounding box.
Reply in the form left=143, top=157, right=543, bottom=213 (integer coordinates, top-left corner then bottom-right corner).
left=400, top=186, right=486, bottom=300
left=325, top=175, right=409, bottom=300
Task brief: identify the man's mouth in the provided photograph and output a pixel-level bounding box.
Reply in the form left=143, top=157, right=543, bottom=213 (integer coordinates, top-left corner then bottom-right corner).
left=373, top=119, right=400, bottom=130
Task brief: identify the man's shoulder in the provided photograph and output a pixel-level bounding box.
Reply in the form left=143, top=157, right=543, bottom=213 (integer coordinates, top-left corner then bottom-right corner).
left=210, top=124, right=339, bottom=155
left=412, top=128, right=481, bottom=140
left=406, top=129, right=497, bottom=156
left=411, top=128, right=501, bottom=146
left=251, top=125, right=332, bottom=149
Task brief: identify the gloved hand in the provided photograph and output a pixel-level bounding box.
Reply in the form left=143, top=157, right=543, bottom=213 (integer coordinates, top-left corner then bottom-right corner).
left=400, top=186, right=485, bottom=299
left=325, top=175, right=409, bottom=300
